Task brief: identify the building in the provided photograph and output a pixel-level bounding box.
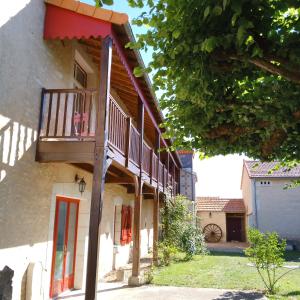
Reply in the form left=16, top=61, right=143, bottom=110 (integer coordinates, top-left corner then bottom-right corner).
left=0, top=1, right=182, bottom=299
left=241, top=161, right=300, bottom=246
left=178, top=150, right=197, bottom=202
left=196, top=197, right=246, bottom=243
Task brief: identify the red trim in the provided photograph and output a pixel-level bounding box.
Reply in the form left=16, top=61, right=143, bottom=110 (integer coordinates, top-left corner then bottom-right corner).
left=50, top=196, right=80, bottom=298
left=44, top=4, right=112, bottom=40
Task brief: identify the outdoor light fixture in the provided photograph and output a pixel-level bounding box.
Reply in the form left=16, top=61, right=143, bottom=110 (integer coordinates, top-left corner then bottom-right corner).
left=75, top=174, right=86, bottom=195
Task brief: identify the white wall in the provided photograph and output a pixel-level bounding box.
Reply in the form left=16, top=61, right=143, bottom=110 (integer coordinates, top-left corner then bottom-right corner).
left=255, top=179, right=300, bottom=240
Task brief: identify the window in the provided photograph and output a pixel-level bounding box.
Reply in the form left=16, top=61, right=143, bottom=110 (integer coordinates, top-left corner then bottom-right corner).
left=74, top=61, right=87, bottom=88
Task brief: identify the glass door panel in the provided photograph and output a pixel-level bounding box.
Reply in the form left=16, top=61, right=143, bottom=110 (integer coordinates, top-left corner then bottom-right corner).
left=50, top=198, right=79, bottom=298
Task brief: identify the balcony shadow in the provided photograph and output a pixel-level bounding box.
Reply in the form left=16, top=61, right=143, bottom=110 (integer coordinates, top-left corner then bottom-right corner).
left=213, top=291, right=265, bottom=300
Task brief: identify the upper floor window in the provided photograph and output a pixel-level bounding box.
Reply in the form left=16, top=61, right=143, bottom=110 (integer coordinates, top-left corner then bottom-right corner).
left=74, top=61, right=87, bottom=88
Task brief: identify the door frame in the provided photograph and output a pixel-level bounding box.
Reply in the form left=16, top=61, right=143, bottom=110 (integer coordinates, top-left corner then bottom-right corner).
left=49, top=196, right=80, bottom=298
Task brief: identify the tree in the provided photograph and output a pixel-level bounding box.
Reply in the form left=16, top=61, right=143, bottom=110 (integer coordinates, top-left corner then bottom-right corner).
left=127, top=0, right=300, bottom=161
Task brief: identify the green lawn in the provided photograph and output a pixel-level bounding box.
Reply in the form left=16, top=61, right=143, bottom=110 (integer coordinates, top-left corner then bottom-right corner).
left=152, top=251, right=300, bottom=299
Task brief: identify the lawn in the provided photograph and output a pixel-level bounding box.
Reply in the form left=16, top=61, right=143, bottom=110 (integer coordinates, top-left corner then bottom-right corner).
left=152, top=251, right=300, bottom=299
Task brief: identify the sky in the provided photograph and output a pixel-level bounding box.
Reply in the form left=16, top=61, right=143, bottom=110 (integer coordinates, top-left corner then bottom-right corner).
left=85, top=1, right=248, bottom=198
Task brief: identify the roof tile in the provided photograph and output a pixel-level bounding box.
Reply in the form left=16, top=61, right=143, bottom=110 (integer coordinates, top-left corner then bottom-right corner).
left=196, top=197, right=245, bottom=213
left=245, top=161, right=300, bottom=178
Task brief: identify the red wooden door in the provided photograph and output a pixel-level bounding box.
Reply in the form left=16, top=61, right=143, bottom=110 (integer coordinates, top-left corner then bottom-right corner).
left=50, top=197, right=79, bottom=298
left=226, top=217, right=242, bottom=242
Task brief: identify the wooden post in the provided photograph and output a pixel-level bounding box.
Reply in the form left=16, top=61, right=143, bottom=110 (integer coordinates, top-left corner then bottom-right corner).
left=84, top=36, right=112, bottom=300
left=129, top=98, right=144, bottom=285
left=125, top=117, right=132, bottom=167
left=153, top=131, right=160, bottom=265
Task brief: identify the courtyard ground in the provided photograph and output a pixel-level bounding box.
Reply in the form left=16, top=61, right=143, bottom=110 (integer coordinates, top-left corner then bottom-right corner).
left=152, top=251, right=300, bottom=299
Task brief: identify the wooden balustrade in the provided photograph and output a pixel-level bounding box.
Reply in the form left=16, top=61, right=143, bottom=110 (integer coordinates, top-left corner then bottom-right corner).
left=142, top=142, right=152, bottom=175
left=38, top=88, right=177, bottom=191
left=108, top=96, right=127, bottom=154
left=39, top=89, right=97, bottom=139
left=152, top=153, right=158, bottom=181
left=129, top=125, right=140, bottom=167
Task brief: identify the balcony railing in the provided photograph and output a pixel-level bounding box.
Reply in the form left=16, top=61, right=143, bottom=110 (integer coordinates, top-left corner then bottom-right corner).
left=38, top=88, right=176, bottom=190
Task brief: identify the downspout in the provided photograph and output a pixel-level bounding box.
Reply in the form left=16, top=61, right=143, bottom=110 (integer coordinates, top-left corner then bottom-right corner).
left=252, top=179, right=259, bottom=229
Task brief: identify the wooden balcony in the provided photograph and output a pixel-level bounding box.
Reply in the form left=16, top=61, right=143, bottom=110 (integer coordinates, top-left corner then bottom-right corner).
left=36, top=88, right=177, bottom=192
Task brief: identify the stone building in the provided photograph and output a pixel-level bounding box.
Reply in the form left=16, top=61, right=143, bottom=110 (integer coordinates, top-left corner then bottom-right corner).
left=0, top=1, right=181, bottom=299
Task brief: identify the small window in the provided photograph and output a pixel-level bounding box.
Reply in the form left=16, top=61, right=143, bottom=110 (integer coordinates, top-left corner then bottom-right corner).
left=74, top=61, right=87, bottom=88
left=259, top=181, right=271, bottom=186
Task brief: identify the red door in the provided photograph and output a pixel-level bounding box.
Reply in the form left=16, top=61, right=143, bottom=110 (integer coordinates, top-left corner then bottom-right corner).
left=226, top=217, right=242, bottom=242
left=50, top=197, right=79, bottom=298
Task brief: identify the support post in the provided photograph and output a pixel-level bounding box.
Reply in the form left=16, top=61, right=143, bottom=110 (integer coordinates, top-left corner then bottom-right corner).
left=84, top=36, right=112, bottom=300
left=153, top=131, right=160, bottom=265
left=129, top=98, right=144, bottom=286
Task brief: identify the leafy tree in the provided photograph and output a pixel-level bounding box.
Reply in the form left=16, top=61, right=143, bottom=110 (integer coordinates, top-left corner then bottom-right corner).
left=245, top=228, right=298, bottom=294
left=126, top=0, right=300, bottom=161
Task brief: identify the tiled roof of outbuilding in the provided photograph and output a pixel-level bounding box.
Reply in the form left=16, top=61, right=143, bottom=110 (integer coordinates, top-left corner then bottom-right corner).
left=196, top=197, right=245, bottom=213
left=244, top=161, right=300, bottom=178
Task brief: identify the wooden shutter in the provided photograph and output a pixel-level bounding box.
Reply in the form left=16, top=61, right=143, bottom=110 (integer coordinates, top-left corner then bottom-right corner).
left=120, top=205, right=128, bottom=245
left=127, top=206, right=132, bottom=243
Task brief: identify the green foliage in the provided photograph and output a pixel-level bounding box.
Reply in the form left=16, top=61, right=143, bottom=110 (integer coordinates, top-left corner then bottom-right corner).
left=93, top=0, right=113, bottom=7
left=159, top=194, right=207, bottom=264
left=244, top=228, right=293, bottom=295
left=128, top=0, right=300, bottom=161
left=144, top=265, right=154, bottom=284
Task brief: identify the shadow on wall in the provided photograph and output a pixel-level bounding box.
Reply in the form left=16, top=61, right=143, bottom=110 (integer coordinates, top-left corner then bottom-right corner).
left=0, top=115, right=37, bottom=184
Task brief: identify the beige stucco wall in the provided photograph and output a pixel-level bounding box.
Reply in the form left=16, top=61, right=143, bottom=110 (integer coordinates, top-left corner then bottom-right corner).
left=255, top=179, right=300, bottom=241
left=197, top=211, right=227, bottom=242
left=0, top=1, right=154, bottom=299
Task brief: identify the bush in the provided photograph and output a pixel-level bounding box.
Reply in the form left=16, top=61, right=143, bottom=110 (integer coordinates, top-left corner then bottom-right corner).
left=159, top=194, right=207, bottom=264
left=245, top=228, right=293, bottom=294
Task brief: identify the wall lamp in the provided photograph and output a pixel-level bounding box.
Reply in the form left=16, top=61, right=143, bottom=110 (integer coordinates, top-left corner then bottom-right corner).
left=75, top=174, right=86, bottom=195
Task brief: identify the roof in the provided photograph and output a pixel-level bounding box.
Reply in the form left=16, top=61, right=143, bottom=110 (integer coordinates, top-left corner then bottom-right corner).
left=45, top=0, right=128, bottom=24
left=43, top=0, right=182, bottom=168
left=196, top=197, right=245, bottom=213
left=244, top=161, right=300, bottom=178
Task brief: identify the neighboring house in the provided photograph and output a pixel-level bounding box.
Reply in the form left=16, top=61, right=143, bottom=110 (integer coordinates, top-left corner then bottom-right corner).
left=178, top=150, right=197, bottom=202
left=196, top=197, right=246, bottom=243
left=0, top=1, right=182, bottom=299
left=241, top=161, right=300, bottom=246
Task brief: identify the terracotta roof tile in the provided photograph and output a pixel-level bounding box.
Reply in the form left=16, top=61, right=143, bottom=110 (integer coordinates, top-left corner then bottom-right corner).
left=245, top=161, right=300, bottom=178
left=196, top=197, right=245, bottom=213
left=45, top=0, right=128, bottom=25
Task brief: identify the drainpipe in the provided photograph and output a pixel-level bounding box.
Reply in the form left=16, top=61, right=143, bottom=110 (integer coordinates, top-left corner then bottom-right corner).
left=252, top=180, right=259, bottom=229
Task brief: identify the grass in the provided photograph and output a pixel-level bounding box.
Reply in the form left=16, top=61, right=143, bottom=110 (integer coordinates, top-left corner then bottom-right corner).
left=152, top=251, right=300, bottom=299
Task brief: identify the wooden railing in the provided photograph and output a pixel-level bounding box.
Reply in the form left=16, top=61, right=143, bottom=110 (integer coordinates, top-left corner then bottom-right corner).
left=108, top=96, right=127, bottom=154
left=142, top=142, right=152, bottom=175
left=39, top=89, right=97, bottom=139
left=38, top=88, right=178, bottom=192
left=152, top=153, right=158, bottom=181
left=129, top=125, right=140, bottom=166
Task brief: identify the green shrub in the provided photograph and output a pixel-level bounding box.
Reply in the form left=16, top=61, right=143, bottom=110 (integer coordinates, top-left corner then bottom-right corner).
left=159, top=194, right=207, bottom=264
left=245, top=228, right=293, bottom=295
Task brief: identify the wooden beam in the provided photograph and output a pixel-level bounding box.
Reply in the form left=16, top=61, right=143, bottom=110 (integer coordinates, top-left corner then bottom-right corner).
left=129, top=98, right=144, bottom=285
left=153, top=188, right=159, bottom=265
left=105, top=175, right=133, bottom=184
left=84, top=36, right=112, bottom=300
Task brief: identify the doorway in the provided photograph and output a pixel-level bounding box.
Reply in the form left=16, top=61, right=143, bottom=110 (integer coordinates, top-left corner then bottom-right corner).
left=50, top=196, right=79, bottom=298
left=226, top=214, right=245, bottom=242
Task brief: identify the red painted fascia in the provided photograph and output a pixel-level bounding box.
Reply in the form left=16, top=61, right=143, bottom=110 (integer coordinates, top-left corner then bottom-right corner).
left=44, top=4, right=112, bottom=40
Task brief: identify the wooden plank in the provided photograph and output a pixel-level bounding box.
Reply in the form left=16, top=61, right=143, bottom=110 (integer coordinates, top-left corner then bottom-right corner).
left=85, top=36, right=113, bottom=300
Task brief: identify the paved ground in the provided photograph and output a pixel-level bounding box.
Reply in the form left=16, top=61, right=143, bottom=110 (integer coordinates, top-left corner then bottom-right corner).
left=58, top=283, right=267, bottom=300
